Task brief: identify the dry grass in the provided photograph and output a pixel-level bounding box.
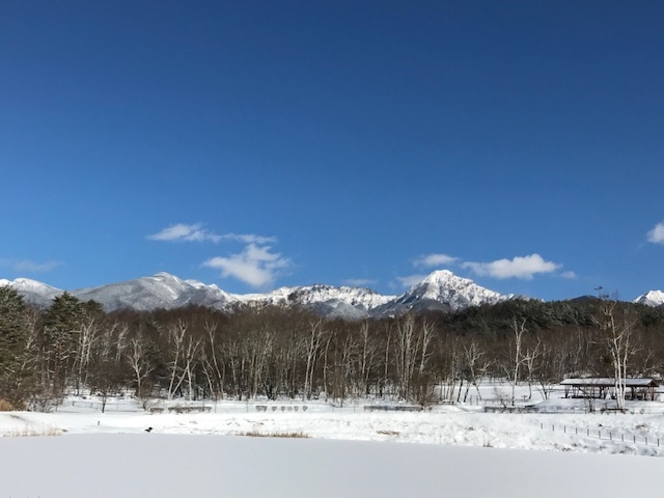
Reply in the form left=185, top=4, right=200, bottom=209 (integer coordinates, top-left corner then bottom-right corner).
left=2, top=427, right=63, bottom=437
left=0, top=398, right=15, bottom=411
left=240, top=430, right=309, bottom=438
left=376, top=429, right=400, bottom=436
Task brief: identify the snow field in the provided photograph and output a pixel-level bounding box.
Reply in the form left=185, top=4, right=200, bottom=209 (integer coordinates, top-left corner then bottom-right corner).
left=0, top=434, right=662, bottom=498
left=2, top=391, right=664, bottom=497
left=3, top=399, right=664, bottom=457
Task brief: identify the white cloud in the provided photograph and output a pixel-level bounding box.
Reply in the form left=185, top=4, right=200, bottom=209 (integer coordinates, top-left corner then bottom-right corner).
left=461, top=254, right=561, bottom=280
left=203, top=243, right=291, bottom=288
left=561, top=271, right=577, bottom=280
left=219, top=233, right=277, bottom=244
left=647, top=222, right=664, bottom=244
left=396, top=274, right=427, bottom=288
left=342, top=278, right=377, bottom=287
left=148, top=223, right=221, bottom=242
left=148, top=223, right=276, bottom=245
left=0, top=259, right=62, bottom=273
left=413, top=253, right=458, bottom=268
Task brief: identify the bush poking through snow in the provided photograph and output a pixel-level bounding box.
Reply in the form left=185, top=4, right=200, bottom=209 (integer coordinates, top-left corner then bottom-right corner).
left=239, top=430, right=309, bottom=438
left=0, top=398, right=14, bottom=411
left=3, top=427, right=62, bottom=437
left=376, top=430, right=400, bottom=436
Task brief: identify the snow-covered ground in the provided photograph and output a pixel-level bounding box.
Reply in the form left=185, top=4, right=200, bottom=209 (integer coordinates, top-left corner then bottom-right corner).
left=1, top=434, right=663, bottom=498
left=2, top=394, right=664, bottom=457
left=2, top=386, right=664, bottom=497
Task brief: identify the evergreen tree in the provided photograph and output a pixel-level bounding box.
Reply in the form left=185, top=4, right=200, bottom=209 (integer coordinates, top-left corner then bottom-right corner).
left=0, top=286, right=31, bottom=407
left=42, top=292, right=86, bottom=400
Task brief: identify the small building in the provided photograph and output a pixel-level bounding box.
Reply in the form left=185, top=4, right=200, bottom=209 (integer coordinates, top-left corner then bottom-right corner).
left=560, top=378, right=659, bottom=401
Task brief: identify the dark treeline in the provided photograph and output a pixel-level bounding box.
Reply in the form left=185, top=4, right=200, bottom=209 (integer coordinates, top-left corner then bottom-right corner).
left=2, top=285, right=664, bottom=411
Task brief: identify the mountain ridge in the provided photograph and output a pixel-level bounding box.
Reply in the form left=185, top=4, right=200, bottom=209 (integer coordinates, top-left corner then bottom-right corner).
left=3, top=271, right=660, bottom=319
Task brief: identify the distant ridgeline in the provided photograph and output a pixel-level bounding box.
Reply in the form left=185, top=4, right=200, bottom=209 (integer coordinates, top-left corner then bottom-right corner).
left=1, top=279, right=663, bottom=411
left=8, top=269, right=663, bottom=320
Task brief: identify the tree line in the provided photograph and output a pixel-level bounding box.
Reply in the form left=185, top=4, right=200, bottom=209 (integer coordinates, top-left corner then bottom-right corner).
left=1, top=286, right=663, bottom=411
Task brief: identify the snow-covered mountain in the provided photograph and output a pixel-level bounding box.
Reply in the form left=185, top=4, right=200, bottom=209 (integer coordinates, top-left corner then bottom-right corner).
left=0, top=278, right=63, bottom=308
left=235, top=284, right=396, bottom=320
left=1, top=270, right=515, bottom=318
left=372, top=270, right=512, bottom=316
left=238, top=284, right=395, bottom=309
left=74, top=273, right=239, bottom=312
left=633, top=290, right=664, bottom=307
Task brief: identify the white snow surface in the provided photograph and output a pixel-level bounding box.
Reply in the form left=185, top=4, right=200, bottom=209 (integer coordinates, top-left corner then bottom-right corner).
left=2, top=381, right=664, bottom=497
left=634, top=289, right=664, bottom=307
left=3, top=399, right=663, bottom=456
left=1, top=433, right=662, bottom=498
left=2, top=391, right=664, bottom=498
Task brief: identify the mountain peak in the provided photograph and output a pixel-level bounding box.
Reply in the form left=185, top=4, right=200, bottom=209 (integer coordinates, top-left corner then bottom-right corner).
left=390, top=269, right=510, bottom=312
left=634, top=290, right=664, bottom=307
left=420, top=269, right=464, bottom=285
left=7, top=277, right=62, bottom=292
left=152, top=272, right=181, bottom=280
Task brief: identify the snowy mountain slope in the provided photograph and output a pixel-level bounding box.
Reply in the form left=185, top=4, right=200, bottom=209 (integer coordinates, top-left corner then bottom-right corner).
left=237, top=284, right=395, bottom=310
left=633, top=290, right=664, bottom=307
left=235, top=284, right=396, bottom=320
left=371, top=270, right=512, bottom=317
left=0, top=277, right=63, bottom=308
left=2, top=270, right=527, bottom=317
left=73, top=273, right=239, bottom=312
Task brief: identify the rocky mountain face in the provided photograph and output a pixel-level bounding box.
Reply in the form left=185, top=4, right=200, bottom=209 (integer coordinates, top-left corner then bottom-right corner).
left=372, top=270, right=512, bottom=316
left=3, top=270, right=522, bottom=319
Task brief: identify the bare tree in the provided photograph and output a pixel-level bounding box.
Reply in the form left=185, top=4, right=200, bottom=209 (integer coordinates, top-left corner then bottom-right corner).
left=596, top=301, right=639, bottom=411
left=166, top=320, right=188, bottom=400
left=357, top=321, right=377, bottom=397
left=461, top=340, right=489, bottom=403
left=126, top=325, right=155, bottom=400
left=303, top=319, right=325, bottom=401
left=504, top=317, right=528, bottom=406
left=200, top=320, right=225, bottom=400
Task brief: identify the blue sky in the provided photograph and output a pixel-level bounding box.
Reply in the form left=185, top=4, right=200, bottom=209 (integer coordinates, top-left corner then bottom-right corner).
left=2, top=1, right=664, bottom=301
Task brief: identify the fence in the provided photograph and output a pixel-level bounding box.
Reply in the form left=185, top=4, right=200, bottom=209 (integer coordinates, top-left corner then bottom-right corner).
left=539, top=422, right=663, bottom=449
left=254, top=405, right=308, bottom=413
left=66, top=400, right=139, bottom=412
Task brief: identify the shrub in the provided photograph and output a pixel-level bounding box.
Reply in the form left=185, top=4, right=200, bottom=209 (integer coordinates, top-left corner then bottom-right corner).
left=3, top=427, right=62, bottom=437
left=239, top=430, right=309, bottom=438
left=0, top=398, right=14, bottom=411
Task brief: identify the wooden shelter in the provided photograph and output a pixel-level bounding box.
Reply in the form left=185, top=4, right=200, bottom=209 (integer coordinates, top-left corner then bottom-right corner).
left=560, top=378, right=658, bottom=401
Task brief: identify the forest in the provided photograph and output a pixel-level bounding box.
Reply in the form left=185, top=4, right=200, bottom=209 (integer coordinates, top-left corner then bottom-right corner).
left=1, top=285, right=663, bottom=411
